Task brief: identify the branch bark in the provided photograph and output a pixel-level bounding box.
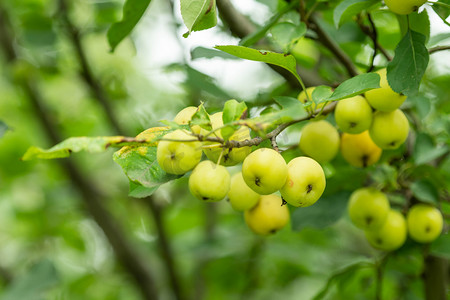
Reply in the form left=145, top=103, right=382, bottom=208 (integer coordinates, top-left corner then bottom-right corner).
left=423, top=254, right=448, bottom=300
left=0, top=6, right=159, bottom=300
left=429, top=45, right=450, bottom=54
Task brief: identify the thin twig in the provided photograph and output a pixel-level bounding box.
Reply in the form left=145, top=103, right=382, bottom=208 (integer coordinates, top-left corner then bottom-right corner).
left=308, top=15, right=359, bottom=77
left=357, top=14, right=392, bottom=62
left=429, top=45, right=450, bottom=54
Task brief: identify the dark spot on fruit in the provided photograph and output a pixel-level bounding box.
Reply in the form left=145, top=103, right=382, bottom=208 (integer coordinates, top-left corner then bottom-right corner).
left=350, top=122, right=357, bottom=128
left=376, top=238, right=383, bottom=245
left=362, top=155, right=369, bottom=168
left=389, top=141, right=397, bottom=147
left=270, top=229, right=277, bottom=234
left=281, top=198, right=287, bottom=206
left=202, top=197, right=209, bottom=201
left=223, top=154, right=230, bottom=162
left=171, top=153, right=176, bottom=160
left=255, top=177, right=261, bottom=186
left=306, top=184, right=313, bottom=193
left=365, top=216, right=373, bottom=225
left=425, top=225, right=431, bottom=233
left=412, top=5, right=418, bottom=11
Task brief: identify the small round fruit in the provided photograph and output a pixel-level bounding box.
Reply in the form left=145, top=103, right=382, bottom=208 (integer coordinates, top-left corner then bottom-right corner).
left=280, top=157, right=326, bottom=207
left=340, top=131, right=382, bottom=168
left=298, top=87, right=330, bottom=111
left=369, top=109, right=409, bottom=149
left=203, top=112, right=251, bottom=166
left=174, top=106, right=201, bottom=134
left=228, top=172, right=260, bottom=211
left=244, top=194, right=290, bottom=235
left=365, top=210, right=407, bottom=251
left=365, top=69, right=406, bottom=112
left=290, top=37, right=320, bottom=68
left=299, top=120, right=340, bottom=163
left=242, top=148, right=288, bottom=195
left=156, top=129, right=202, bottom=175
left=334, top=95, right=373, bottom=134
left=407, top=204, right=443, bottom=243
left=385, top=0, right=426, bottom=15
left=348, top=188, right=390, bottom=230
left=189, top=160, right=231, bottom=202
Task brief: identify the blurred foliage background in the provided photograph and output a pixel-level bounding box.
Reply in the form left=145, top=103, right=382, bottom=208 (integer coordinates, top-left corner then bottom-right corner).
left=0, top=0, right=449, bottom=299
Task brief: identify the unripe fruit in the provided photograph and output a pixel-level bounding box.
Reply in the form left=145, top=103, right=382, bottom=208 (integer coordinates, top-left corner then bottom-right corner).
left=189, top=160, right=230, bottom=202
left=334, top=95, right=373, bottom=134
left=340, top=131, right=382, bottom=168
left=203, top=112, right=251, bottom=166
left=290, top=37, right=320, bottom=68
left=385, top=0, right=426, bottom=15
left=365, top=69, right=406, bottom=112
left=369, top=109, right=409, bottom=149
left=244, top=194, right=290, bottom=235
left=156, top=129, right=202, bottom=175
left=299, top=120, right=340, bottom=163
left=280, top=157, right=326, bottom=207
left=407, top=204, right=443, bottom=243
left=228, top=172, right=260, bottom=211
left=365, top=210, right=407, bottom=251
left=348, top=188, right=390, bottom=230
left=174, top=106, right=201, bottom=134
left=298, top=87, right=330, bottom=111
left=242, top=148, right=288, bottom=195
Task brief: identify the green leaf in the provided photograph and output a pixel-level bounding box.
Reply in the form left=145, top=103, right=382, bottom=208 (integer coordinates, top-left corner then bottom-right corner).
left=113, top=145, right=180, bottom=192
left=128, top=181, right=158, bottom=198
left=387, top=30, right=429, bottom=96
left=270, top=22, right=306, bottom=52
left=431, top=0, right=450, bottom=27
left=410, top=179, right=439, bottom=204
left=190, top=104, right=212, bottom=131
left=428, top=32, right=450, bottom=46
left=2, top=260, right=59, bottom=300
left=22, top=136, right=156, bottom=161
left=273, top=96, right=308, bottom=119
left=333, top=0, right=379, bottom=28
left=107, top=0, right=151, bottom=52
left=0, top=120, right=9, bottom=138
left=414, top=133, right=449, bottom=165
left=430, top=233, right=450, bottom=259
left=397, top=10, right=430, bottom=44
left=239, top=0, right=299, bottom=47
left=409, top=95, right=431, bottom=119
left=181, top=0, right=217, bottom=38
left=291, top=191, right=351, bottom=231
left=185, top=65, right=232, bottom=99
left=325, top=73, right=381, bottom=101
left=191, top=47, right=239, bottom=60
left=312, top=85, right=333, bottom=104
left=215, top=45, right=301, bottom=85
left=221, top=100, right=248, bottom=141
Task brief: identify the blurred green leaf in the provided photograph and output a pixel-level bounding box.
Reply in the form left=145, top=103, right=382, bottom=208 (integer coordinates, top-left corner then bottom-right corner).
left=270, top=22, right=306, bottom=52
left=128, top=180, right=158, bottom=198
left=181, top=0, right=217, bottom=38
left=430, top=233, right=450, bottom=259
left=333, top=0, right=378, bottom=28
left=414, top=133, right=449, bottom=165
left=428, top=32, right=450, bottom=46
left=107, top=0, right=151, bottom=51
left=273, top=96, right=308, bottom=119
left=397, top=10, right=430, bottom=43
left=0, top=120, right=9, bottom=138
left=326, top=73, right=380, bottom=101
left=22, top=136, right=155, bottom=160
left=191, top=104, right=212, bottom=131
left=191, top=47, right=239, bottom=60
left=221, top=100, right=247, bottom=141
left=185, top=65, right=232, bottom=99
left=387, top=30, right=429, bottom=96
left=113, top=146, right=180, bottom=192
left=239, top=0, right=299, bottom=47
left=215, top=45, right=301, bottom=85
left=410, top=179, right=439, bottom=204
left=291, top=191, right=351, bottom=231
left=312, top=85, right=333, bottom=104
left=431, top=0, right=450, bottom=26
left=1, top=260, right=59, bottom=300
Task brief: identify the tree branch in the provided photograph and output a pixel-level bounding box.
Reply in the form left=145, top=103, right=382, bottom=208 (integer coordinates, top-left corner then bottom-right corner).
left=429, top=45, right=450, bottom=54
left=308, top=15, right=359, bottom=77
left=0, top=6, right=159, bottom=299
left=357, top=14, right=392, bottom=63
left=57, top=0, right=125, bottom=135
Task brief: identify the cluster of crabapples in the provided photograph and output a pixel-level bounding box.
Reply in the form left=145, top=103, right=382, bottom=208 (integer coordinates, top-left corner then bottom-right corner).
left=348, top=188, right=444, bottom=251
left=154, top=68, right=443, bottom=244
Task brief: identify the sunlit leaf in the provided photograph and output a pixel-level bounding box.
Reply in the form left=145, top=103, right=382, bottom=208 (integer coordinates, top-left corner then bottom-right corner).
left=181, top=0, right=217, bottom=37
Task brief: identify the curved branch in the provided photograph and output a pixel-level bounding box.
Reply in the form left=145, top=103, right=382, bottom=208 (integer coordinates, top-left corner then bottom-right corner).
left=429, top=45, right=450, bottom=54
